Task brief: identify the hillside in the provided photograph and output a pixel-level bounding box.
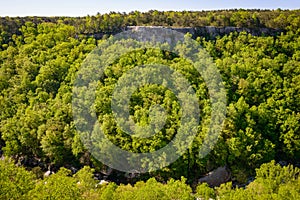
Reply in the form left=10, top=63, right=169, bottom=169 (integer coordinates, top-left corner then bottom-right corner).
left=0, top=9, right=300, bottom=199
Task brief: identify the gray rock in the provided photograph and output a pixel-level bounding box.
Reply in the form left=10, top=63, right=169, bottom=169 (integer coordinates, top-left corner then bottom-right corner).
left=278, top=160, right=288, bottom=166
left=198, top=166, right=231, bottom=187
left=91, top=26, right=283, bottom=40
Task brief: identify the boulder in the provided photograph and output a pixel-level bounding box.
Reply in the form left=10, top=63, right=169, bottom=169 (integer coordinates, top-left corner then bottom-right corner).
left=198, top=166, right=231, bottom=187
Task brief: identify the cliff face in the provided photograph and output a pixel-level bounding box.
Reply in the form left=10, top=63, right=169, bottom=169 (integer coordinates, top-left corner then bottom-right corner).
left=126, top=26, right=283, bottom=39
left=196, top=26, right=282, bottom=38
left=91, top=26, right=283, bottom=40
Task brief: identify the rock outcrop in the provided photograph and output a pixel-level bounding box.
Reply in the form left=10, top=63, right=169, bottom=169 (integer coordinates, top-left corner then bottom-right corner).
left=198, top=166, right=231, bottom=187
left=125, top=26, right=283, bottom=39
left=90, top=26, right=283, bottom=41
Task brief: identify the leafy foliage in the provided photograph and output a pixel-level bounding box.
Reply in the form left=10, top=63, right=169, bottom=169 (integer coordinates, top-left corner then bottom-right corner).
left=0, top=159, right=299, bottom=199
left=0, top=9, right=300, bottom=199
left=0, top=159, right=35, bottom=200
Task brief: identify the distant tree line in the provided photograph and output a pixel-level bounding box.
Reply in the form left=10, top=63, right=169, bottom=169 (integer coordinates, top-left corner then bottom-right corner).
left=1, top=9, right=299, bottom=45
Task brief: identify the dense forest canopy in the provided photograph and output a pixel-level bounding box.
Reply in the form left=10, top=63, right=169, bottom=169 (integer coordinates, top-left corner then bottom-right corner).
left=0, top=9, right=300, bottom=199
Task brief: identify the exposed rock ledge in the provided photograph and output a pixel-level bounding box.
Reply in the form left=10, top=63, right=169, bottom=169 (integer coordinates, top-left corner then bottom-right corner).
left=127, top=26, right=283, bottom=38
left=91, top=26, right=284, bottom=39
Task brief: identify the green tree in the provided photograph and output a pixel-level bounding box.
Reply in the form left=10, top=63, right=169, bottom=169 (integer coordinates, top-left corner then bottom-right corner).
left=0, top=159, right=35, bottom=200
left=28, top=168, right=81, bottom=200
